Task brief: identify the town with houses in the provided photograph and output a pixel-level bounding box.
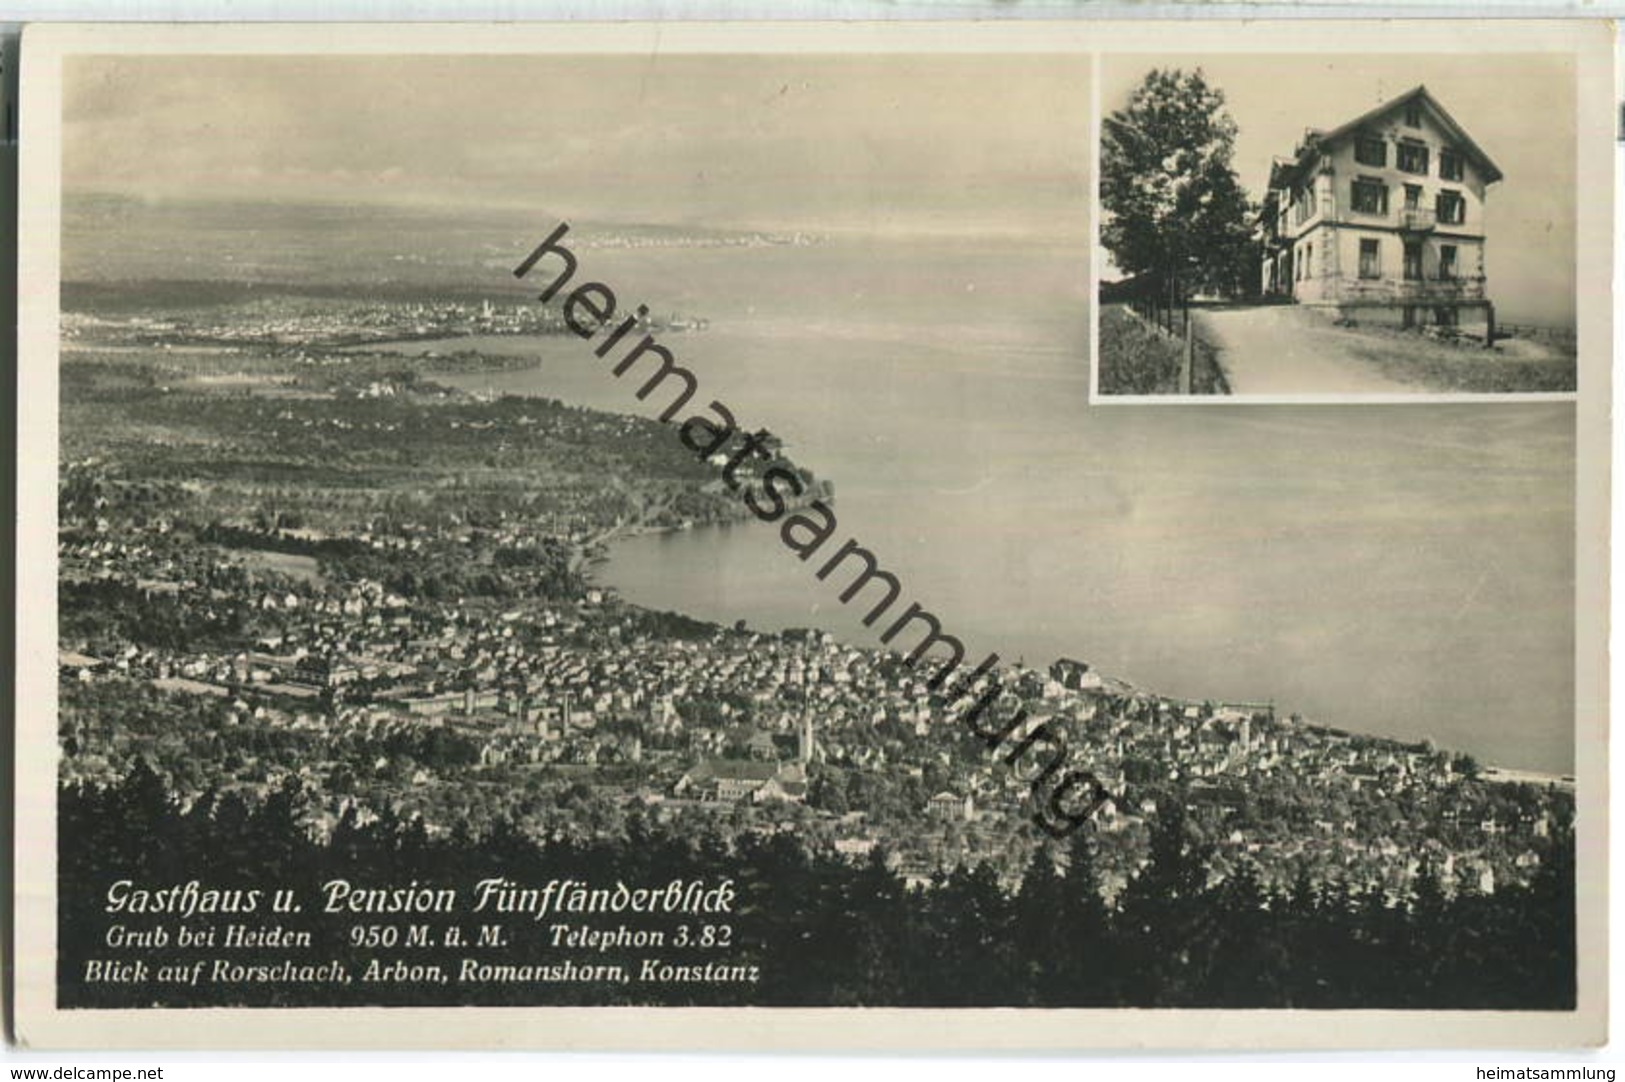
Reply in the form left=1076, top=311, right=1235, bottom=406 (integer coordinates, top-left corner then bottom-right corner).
left=56, top=287, right=1574, bottom=909
left=63, top=293, right=708, bottom=356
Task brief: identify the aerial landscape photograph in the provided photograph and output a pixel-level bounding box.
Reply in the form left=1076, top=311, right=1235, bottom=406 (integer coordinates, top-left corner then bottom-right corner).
left=48, top=48, right=1577, bottom=1011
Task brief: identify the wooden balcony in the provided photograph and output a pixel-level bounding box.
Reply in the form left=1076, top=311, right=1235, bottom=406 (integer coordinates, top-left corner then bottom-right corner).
left=1397, top=208, right=1437, bottom=233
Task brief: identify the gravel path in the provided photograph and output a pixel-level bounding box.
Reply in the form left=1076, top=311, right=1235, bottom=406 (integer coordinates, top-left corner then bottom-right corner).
left=1193, top=306, right=1427, bottom=395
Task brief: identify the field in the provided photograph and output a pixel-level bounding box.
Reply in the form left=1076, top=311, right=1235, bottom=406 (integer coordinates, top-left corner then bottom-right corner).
left=233, top=549, right=325, bottom=584
left=1340, top=326, right=1578, bottom=393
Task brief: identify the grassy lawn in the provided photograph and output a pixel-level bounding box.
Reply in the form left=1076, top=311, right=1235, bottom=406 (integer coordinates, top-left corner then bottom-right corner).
left=1097, top=305, right=1184, bottom=395
left=234, top=549, right=326, bottom=584
left=1340, top=328, right=1577, bottom=393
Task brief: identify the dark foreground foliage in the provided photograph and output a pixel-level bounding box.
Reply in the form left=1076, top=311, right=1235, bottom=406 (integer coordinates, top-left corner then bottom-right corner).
left=60, top=763, right=1575, bottom=1010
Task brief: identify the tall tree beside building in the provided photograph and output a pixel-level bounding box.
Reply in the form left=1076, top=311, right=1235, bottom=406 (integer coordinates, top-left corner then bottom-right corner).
left=1101, top=68, right=1257, bottom=297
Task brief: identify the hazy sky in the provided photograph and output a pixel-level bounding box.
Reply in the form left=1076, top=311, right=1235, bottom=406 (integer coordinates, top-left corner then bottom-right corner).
left=64, top=53, right=1092, bottom=238
left=1103, top=55, right=1578, bottom=326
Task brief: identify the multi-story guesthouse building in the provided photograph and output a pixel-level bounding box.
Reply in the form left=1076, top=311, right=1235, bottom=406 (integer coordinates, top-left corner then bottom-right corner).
left=1259, top=86, right=1502, bottom=336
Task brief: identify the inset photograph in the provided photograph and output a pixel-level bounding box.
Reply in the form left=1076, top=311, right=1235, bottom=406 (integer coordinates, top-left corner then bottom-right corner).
left=1096, top=56, right=1578, bottom=397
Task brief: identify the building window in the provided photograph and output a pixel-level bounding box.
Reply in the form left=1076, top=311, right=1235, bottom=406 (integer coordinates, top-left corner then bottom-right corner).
left=1355, top=135, right=1387, bottom=168
left=1305, top=243, right=1313, bottom=276
left=1404, top=184, right=1423, bottom=210
left=1436, top=190, right=1466, bottom=225
left=1359, top=238, right=1381, bottom=279
left=1291, top=184, right=1318, bottom=225
left=1439, top=244, right=1458, bottom=280
left=1351, top=178, right=1388, bottom=215
left=1440, top=148, right=1464, bottom=181
left=1397, top=141, right=1430, bottom=175
left=1403, top=242, right=1423, bottom=281
left=1405, top=100, right=1423, bottom=127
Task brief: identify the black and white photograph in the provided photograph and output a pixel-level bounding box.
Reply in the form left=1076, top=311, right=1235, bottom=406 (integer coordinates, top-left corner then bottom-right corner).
left=10, top=20, right=1611, bottom=1052
left=1096, top=55, right=1580, bottom=398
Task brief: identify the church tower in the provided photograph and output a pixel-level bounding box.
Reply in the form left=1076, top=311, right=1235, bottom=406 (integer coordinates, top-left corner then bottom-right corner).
left=798, top=710, right=817, bottom=765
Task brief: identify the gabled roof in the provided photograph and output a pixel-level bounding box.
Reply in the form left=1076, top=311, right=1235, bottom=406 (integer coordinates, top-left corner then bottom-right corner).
left=1266, top=84, right=1504, bottom=193
left=1319, top=85, right=1503, bottom=184
left=1264, top=156, right=1301, bottom=197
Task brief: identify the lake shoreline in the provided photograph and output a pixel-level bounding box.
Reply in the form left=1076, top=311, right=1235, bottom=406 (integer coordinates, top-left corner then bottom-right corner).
left=390, top=232, right=1571, bottom=777
left=590, top=511, right=1566, bottom=786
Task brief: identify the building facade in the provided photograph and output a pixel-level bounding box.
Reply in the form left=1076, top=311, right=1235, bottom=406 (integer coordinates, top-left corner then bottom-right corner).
left=1259, top=86, right=1502, bottom=333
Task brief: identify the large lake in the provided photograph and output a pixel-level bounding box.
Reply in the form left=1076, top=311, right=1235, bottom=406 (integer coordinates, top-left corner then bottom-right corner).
left=427, top=234, right=1574, bottom=774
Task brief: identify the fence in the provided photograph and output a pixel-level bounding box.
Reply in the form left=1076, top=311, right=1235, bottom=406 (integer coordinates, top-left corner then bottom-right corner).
left=1107, top=272, right=1189, bottom=338
left=1102, top=273, right=1229, bottom=395
left=1495, top=322, right=1578, bottom=347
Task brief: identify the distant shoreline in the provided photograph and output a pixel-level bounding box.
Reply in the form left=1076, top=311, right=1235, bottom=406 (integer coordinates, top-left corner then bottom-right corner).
left=592, top=513, right=1569, bottom=785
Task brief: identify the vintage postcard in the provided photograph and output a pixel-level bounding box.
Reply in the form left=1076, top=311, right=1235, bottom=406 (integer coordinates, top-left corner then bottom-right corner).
left=11, top=20, right=1613, bottom=1050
